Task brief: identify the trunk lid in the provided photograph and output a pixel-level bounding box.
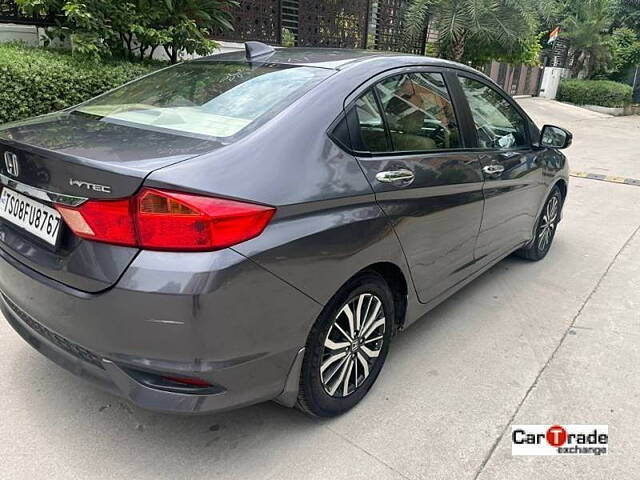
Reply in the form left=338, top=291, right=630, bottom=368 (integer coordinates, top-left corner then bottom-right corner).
left=0, top=112, right=219, bottom=292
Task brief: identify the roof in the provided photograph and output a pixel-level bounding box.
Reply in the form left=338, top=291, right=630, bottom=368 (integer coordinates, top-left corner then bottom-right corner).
left=197, top=47, right=390, bottom=69
left=197, top=47, right=476, bottom=73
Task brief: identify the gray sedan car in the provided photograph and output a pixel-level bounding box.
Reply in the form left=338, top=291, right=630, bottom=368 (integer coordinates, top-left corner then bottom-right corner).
left=0, top=44, right=571, bottom=417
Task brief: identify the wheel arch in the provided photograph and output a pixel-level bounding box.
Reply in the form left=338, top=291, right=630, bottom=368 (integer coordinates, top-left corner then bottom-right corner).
left=360, top=262, right=409, bottom=333
left=552, top=178, right=568, bottom=221
left=275, top=260, right=409, bottom=410
left=554, top=178, right=568, bottom=201
left=532, top=177, right=568, bottom=232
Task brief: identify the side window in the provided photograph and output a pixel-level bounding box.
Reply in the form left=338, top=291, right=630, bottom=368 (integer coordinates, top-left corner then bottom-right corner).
left=353, top=90, right=390, bottom=153
left=458, top=76, right=529, bottom=150
left=375, top=72, right=461, bottom=152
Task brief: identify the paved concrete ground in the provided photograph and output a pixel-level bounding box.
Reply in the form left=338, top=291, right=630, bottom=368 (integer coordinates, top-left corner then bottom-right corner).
left=1, top=98, right=639, bottom=480
left=521, top=97, right=640, bottom=179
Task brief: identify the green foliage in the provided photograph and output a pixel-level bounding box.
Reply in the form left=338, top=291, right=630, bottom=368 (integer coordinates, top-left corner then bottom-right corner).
left=424, top=41, right=439, bottom=57
left=608, top=28, right=640, bottom=80
left=532, top=0, right=566, bottom=30
left=406, top=0, right=635, bottom=79
left=15, top=0, right=238, bottom=63
left=561, top=0, right=613, bottom=78
left=557, top=79, right=633, bottom=106
left=281, top=28, right=296, bottom=48
left=611, top=0, right=640, bottom=36
left=401, top=0, right=437, bottom=53
left=155, top=0, right=237, bottom=63
left=403, top=0, right=540, bottom=65
left=0, top=43, right=158, bottom=124
left=466, top=31, right=544, bottom=67
left=537, top=0, right=626, bottom=79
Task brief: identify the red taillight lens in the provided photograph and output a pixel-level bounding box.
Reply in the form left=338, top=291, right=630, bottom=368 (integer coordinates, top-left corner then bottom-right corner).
left=136, top=189, right=275, bottom=251
left=57, top=198, right=135, bottom=246
left=55, top=188, right=275, bottom=251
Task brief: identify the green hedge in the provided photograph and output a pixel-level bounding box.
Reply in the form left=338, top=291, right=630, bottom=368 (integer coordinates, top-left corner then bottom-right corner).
left=557, top=79, right=633, bottom=108
left=0, top=43, right=160, bottom=124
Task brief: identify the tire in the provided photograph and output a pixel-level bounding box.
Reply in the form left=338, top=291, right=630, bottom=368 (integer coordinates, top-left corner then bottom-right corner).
left=296, top=272, right=394, bottom=417
left=515, top=186, right=563, bottom=261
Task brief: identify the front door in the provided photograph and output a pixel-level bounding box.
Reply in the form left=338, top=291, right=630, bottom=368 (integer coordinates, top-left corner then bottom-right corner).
left=455, top=74, right=546, bottom=261
left=348, top=70, right=485, bottom=304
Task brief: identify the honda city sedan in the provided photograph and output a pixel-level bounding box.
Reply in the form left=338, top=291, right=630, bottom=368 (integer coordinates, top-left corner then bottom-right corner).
left=0, top=43, right=571, bottom=417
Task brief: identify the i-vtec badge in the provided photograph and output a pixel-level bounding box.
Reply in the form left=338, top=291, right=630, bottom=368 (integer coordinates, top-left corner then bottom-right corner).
left=69, top=178, right=112, bottom=193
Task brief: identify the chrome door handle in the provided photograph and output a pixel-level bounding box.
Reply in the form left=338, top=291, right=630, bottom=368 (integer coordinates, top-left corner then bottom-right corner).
left=375, top=169, right=415, bottom=184
left=482, top=165, right=505, bottom=176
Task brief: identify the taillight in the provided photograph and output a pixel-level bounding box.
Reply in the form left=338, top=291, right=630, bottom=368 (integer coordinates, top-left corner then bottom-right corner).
left=55, top=188, right=275, bottom=251
left=57, top=198, right=135, bottom=247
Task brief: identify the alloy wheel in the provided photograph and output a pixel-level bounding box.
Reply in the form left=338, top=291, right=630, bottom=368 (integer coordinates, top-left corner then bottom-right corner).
left=538, top=195, right=559, bottom=252
left=319, top=293, right=386, bottom=398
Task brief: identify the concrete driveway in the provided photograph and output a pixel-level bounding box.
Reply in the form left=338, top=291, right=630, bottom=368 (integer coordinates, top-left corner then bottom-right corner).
left=521, top=97, right=640, bottom=180
left=1, top=98, right=639, bottom=480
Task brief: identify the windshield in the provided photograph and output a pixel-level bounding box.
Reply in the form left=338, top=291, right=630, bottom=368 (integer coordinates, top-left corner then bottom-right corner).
left=74, top=62, right=333, bottom=140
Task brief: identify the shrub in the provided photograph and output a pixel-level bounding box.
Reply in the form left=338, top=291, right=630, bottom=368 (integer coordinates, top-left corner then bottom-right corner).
left=557, top=79, right=633, bottom=108
left=0, top=43, right=159, bottom=124
left=16, top=0, right=238, bottom=63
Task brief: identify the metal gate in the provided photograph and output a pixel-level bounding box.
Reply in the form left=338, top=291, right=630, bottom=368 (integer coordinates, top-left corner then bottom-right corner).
left=215, top=0, right=429, bottom=53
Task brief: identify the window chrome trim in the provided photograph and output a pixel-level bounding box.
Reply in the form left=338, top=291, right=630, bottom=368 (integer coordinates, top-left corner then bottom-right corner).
left=0, top=174, right=87, bottom=207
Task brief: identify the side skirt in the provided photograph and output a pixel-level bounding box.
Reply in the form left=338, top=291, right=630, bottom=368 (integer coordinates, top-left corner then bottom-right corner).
left=403, top=242, right=527, bottom=329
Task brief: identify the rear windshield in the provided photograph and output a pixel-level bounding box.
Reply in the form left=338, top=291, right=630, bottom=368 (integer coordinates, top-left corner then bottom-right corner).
left=74, top=62, right=333, bottom=140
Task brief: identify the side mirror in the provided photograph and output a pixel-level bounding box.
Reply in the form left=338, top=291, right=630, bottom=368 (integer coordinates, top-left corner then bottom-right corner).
left=539, top=125, right=573, bottom=149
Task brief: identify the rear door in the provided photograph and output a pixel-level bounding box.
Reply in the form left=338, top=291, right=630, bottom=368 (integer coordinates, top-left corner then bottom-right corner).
left=453, top=74, right=546, bottom=262
left=346, top=68, right=485, bottom=304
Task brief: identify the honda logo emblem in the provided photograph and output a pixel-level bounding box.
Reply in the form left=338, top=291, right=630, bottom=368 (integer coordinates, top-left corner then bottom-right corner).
left=4, top=151, right=19, bottom=177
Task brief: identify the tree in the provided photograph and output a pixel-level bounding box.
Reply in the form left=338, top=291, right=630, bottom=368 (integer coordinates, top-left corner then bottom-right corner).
left=561, top=0, right=613, bottom=78
left=532, top=0, right=565, bottom=31
left=608, top=27, right=640, bottom=80
left=611, top=0, right=640, bottom=35
left=403, top=0, right=540, bottom=65
left=154, top=0, right=236, bottom=64
left=464, top=32, right=543, bottom=68
left=15, top=0, right=238, bottom=63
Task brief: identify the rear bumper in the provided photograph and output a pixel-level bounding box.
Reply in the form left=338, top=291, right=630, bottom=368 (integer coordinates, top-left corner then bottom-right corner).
left=0, top=246, right=321, bottom=414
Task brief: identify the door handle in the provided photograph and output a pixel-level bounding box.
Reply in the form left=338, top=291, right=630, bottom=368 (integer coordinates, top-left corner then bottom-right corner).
left=482, top=165, right=505, bottom=177
left=375, top=169, right=415, bottom=185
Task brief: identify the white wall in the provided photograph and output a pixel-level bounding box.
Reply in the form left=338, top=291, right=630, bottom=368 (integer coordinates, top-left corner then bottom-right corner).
left=539, top=67, right=571, bottom=100
left=0, top=23, right=69, bottom=48
left=0, top=23, right=39, bottom=46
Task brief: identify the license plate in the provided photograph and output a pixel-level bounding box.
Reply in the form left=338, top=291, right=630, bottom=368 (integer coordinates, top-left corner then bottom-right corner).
left=0, top=187, right=62, bottom=246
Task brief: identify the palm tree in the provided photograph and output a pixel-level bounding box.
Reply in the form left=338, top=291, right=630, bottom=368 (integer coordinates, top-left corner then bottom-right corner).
left=403, top=0, right=537, bottom=63
left=561, top=0, right=613, bottom=78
